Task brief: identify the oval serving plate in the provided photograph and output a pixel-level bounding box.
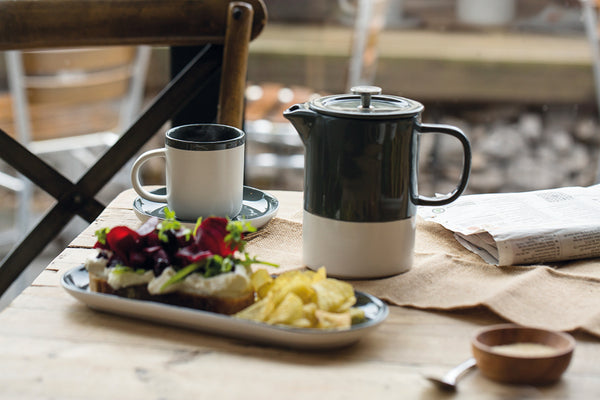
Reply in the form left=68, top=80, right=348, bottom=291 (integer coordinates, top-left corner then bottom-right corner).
left=61, top=266, right=388, bottom=350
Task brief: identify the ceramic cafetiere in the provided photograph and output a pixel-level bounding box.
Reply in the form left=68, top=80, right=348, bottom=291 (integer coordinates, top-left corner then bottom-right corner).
left=284, top=86, right=471, bottom=278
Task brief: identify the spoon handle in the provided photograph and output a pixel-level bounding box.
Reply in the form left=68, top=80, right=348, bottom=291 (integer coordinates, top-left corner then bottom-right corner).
left=445, top=357, right=477, bottom=382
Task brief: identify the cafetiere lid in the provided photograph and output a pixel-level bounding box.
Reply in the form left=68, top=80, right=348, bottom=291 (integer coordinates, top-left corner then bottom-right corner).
left=309, top=86, right=424, bottom=119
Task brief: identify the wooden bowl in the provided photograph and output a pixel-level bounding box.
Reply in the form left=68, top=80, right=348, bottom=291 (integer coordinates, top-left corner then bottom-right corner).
left=471, top=324, right=575, bottom=385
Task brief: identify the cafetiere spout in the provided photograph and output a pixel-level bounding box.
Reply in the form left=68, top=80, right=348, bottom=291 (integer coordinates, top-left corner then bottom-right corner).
left=283, top=103, right=317, bottom=145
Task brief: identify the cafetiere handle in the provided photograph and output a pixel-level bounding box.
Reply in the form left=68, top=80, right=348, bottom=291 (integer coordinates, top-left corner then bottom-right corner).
left=415, top=123, right=472, bottom=206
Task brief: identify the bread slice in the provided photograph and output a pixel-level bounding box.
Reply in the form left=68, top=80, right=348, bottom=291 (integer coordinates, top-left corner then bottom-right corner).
left=88, top=271, right=254, bottom=315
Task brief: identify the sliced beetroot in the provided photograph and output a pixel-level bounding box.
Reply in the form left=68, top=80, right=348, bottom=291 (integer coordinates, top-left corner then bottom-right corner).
left=93, top=216, right=240, bottom=272
left=194, top=217, right=236, bottom=256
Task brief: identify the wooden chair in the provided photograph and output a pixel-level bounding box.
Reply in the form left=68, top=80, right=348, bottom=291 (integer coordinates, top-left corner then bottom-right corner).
left=0, top=0, right=268, bottom=298
left=2, top=46, right=151, bottom=244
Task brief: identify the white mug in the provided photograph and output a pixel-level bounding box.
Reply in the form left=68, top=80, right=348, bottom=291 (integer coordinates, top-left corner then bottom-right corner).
left=131, top=124, right=245, bottom=221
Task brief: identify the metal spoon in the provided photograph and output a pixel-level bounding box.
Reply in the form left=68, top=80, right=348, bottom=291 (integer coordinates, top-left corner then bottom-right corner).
left=425, top=357, right=477, bottom=391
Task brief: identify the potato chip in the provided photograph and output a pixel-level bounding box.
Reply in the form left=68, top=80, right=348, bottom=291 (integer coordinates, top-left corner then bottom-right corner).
left=269, top=272, right=312, bottom=304
left=350, top=307, right=366, bottom=324
left=315, top=309, right=352, bottom=329
left=251, top=269, right=274, bottom=299
left=289, top=318, right=313, bottom=328
left=266, top=292, right=304, bottom=325
left=234, top=267, right=362, bottom=330
left=312, top=278, right=356, bottom=313
left=300, top=302, right=318, bottom=327
left=311, top=267, right=327, bottom=283
left=234, top=297, right=267, bottom=321
left=251, top=268, right=272, bottom=292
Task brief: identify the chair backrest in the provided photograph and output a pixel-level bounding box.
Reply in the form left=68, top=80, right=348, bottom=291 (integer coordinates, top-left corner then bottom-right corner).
left=0, top=0, right=267, bottom=129
left=6, top=46, right=151, bottom=142
left=0, top=0, right=268, bottom=300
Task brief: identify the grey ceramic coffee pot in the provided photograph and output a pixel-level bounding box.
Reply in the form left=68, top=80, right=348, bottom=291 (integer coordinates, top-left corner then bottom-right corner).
left=284, top=86, right=471, bottom=278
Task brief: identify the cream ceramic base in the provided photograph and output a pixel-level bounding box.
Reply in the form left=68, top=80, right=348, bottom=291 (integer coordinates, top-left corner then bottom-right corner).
left=303, top=211, right=416, bottom=279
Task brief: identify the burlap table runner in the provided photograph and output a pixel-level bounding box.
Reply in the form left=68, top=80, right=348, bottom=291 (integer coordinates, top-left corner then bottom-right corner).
left=247, top=216, right=600, bottom=339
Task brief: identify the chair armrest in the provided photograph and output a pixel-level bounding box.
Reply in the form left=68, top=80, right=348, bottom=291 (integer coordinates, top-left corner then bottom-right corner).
left=0, top=0, right=267, bottom=50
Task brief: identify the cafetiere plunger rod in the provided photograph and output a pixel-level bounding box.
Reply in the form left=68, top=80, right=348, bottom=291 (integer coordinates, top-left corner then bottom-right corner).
left=351, top=85, right=382, bottom=109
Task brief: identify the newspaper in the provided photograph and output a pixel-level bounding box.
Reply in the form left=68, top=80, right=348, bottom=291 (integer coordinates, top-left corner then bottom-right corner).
left=417, top=185, right=600, bottom=266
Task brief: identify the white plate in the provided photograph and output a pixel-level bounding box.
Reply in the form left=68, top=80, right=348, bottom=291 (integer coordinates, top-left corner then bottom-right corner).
left=133, top=186, right=279, bottom=230
left=61, top=266, right=388, bottom=350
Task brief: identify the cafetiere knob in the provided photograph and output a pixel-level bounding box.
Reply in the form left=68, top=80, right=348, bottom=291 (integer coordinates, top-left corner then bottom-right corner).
left=351, top=85, right=382, bottom=109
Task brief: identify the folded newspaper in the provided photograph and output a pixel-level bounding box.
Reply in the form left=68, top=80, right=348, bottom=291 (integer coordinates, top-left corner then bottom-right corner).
left=418, top=185, right=600, bottom=266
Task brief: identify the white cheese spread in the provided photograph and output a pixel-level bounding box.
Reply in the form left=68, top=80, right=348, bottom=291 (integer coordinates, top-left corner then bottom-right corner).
left=147, top=265, right=252, bottom=298
left=85, top=251, right=155, bottom=290
left=107, top=269, right=154, bottom=290
left=84, top=252, right=109, bottom=279
left=181, top=265, right=252, bottom=298
left=85, top=251, right=251, bottom=298
left=147, top=267, right=180, bottom=295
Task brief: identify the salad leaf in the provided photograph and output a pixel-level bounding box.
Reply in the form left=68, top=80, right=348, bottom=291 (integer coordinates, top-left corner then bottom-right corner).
left=111, top=265, right=147, bottom=275
left=157, top=207, right=192, bottom=242
left=225, top=219, right=255, bottom=252
left=94, top=227, right=110, bottom=246
left=161, top=255, right=236, bottom=291
left=160, top=263, right=201, bottom=291
left=193, top=217, right=203, bottom=237
left=203, top=255, right=234, bottom=277
left=236, top=254, right=278, bottom=269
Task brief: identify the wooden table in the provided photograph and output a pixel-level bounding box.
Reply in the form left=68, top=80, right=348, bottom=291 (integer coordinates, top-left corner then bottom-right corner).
left=1, top=189, right=599, bottom=399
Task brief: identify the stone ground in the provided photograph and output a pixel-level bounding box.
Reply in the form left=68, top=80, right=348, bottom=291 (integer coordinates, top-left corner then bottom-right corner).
left=417, top=103, right=600, bottom=196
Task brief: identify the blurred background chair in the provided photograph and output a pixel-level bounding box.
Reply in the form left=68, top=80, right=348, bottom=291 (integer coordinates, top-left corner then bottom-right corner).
left=1, top=46, right=151, bottom=245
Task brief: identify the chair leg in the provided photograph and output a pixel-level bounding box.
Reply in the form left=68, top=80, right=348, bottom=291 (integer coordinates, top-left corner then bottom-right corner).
left=217, top=2, right=254, bottom=129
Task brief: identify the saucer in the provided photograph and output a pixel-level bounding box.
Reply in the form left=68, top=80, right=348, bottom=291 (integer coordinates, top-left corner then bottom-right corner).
left=133, top=186, right=279, bottom=230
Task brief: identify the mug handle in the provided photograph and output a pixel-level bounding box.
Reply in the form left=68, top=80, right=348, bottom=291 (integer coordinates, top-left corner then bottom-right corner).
left=130, top=148, right=168, bottom=203
left=415, top=123, right=472, bottom=206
